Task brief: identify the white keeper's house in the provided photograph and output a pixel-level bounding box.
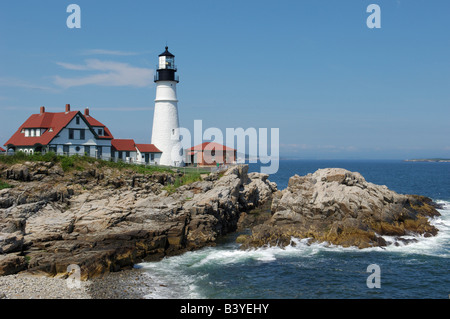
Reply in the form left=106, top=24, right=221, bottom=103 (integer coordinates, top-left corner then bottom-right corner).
left=3, top=104, right=162, bottom=164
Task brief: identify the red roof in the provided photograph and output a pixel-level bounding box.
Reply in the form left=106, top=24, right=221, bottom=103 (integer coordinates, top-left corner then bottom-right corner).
left=85, top=115, right=114, bottom=139
left=136, top=144, right=162, bottom=153
left=4, top=108, right=114, bottom=147
left=0, top=147, right=5, bottom=152
left=111, top=139, right=136, bottom=151
left=5, top=111, right=79, bottom=147
left=187, top=142, right=236, bottom=152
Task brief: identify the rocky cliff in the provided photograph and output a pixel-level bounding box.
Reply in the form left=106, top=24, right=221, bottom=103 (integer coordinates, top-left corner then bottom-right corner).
left=239, top=168, right=441, bottom=249
left=0, top=160, right=275, bottom=279
left=1, top=161, right=441, bottom=279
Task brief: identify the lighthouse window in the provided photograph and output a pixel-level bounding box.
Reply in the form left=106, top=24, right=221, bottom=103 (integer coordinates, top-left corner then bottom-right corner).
left=166, top=57, right=174, bottom=68
left=172, top=129, right=175, bottom=135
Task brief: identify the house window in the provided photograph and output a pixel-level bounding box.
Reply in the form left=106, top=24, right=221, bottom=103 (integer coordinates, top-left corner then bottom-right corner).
left=75, top=146, right=81, bottom=152
left=118, top=151, right=123, bottom=159
left=85, top=146, right=90, bottom=156
left=80, top=130, right=85, bottom=140
left=151, top=154, right=155, bottom=161
left=98, top=128, right=103, bottom=136
left=69, top=129, right=74, bottom=140
left=76, top=117, right=80, bottom=125
left=126, top=151, right=130, bottom=158
left=63, top=145, right=69, bottom=154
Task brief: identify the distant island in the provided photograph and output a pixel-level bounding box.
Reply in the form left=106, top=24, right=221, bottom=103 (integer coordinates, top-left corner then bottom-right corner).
left=404, top=158, right=450, bottom=163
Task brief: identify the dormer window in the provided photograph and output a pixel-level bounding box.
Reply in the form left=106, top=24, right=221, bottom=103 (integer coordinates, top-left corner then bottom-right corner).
left=98, top=128, right=103, bottom=136
left=76, top=116, right=80, bottom=125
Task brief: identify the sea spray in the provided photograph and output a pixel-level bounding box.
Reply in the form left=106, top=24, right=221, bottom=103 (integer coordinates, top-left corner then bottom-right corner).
left=138, top=200, right=450, bottom=299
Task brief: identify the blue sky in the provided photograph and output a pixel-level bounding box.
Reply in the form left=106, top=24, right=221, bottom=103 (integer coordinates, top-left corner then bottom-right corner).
left=0, top=0, right=449, bottom=159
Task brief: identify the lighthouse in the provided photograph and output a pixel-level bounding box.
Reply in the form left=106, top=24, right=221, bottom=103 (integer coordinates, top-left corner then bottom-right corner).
left=151, top=46, right=184, bottom=167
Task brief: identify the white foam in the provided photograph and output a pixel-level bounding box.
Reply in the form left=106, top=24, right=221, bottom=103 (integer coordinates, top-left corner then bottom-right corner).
left=362, top=199, right=450, bottom=257
left=138, top=200, right=450, bottom=298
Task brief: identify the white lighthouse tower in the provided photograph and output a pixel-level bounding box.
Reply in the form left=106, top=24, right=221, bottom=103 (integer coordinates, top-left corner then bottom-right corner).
left=151, top=46, right=184, bottom=167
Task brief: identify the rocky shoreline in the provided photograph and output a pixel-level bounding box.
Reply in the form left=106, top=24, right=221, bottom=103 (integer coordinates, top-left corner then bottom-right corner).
left=0, top=159, right=275, bottom=280
left=239, top=168, right=441, bottom=249
left=0, top=267, right=160, bottom=299
left=0, top=158, right=442, bottom=299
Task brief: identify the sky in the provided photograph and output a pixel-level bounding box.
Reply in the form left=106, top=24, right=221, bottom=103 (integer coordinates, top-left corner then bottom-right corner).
left=0, top=0, right=449, bottom=160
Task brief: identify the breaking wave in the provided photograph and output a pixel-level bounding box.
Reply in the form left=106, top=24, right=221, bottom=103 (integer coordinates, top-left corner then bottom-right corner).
left=138, top=200, right=450, bottom=299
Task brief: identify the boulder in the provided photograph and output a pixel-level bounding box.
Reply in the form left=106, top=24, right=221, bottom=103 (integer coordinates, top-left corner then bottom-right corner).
left=0, top=255, right=27, bottom=276
left=240, top=168, right=440, bottom=249
left=6, top=164, right=30, bottom=181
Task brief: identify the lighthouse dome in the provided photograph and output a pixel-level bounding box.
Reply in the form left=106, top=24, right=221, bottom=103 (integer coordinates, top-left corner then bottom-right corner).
left=159, top=46, right=175, bottom=57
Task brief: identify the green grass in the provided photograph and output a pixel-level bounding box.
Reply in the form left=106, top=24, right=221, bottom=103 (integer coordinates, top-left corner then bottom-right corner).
left=98, top=159, right=176, bottom=175
left=0, top=152, right=206, bottom=190
left=0, top=151, right=58, bottom=164
left=163, top=173, right=203, bottom=194
left=0, top=152, right=175, bottom=174
left=0, top=179, right=13, bottom=190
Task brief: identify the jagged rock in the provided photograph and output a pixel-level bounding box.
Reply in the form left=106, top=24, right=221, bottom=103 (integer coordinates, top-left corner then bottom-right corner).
left=6, top=164, right=30, bottom=181
left=0, top=163, right=276, bottom=278
left=240, top=168, right=440, bottom=249
left=0, top=232, right=24, bottom=254
left=0, top=255, right=27, bottom=276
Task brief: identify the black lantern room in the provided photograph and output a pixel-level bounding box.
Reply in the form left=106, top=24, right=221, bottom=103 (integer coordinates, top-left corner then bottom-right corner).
left=155, top=46, right=179, bottom=83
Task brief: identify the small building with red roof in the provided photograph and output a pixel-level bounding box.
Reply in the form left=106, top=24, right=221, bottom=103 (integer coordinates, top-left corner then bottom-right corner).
left=135, top=143, right=162, bottom=165
left=112, top=139, right=162, bottom=164
left=4, top=104, right=113, bottom=158
left=0, top=147, right=5, bottom=153
left=186, top=142, right=236, bottom=166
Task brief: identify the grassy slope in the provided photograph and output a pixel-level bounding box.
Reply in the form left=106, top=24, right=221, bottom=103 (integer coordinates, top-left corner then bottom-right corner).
left=0, top=152, right=204, bottom=190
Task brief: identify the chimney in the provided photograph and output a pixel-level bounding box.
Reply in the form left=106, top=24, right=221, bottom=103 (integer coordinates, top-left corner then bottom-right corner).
left=84, top=107, right=90, bottom=117
left=40, top=106, right=45, bottom=115
left=65, top=104, right=71, bottom=113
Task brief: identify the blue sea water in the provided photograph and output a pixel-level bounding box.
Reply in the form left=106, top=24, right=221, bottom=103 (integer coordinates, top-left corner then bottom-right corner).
left=138, top=160, right=450, bottom=299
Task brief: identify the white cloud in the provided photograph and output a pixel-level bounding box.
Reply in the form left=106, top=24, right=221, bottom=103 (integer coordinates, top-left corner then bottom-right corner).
left=55, top=62, right=90, bottom=71
left=0, top=77, right=58, bottom=92
left=54, top=59, right=154, bottom=88
left=81, top=49, right=141, bottom=56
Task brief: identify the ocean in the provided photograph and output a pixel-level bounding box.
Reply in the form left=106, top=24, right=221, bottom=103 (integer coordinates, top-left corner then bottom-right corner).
left=137, top=160, right=450, bottom=299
